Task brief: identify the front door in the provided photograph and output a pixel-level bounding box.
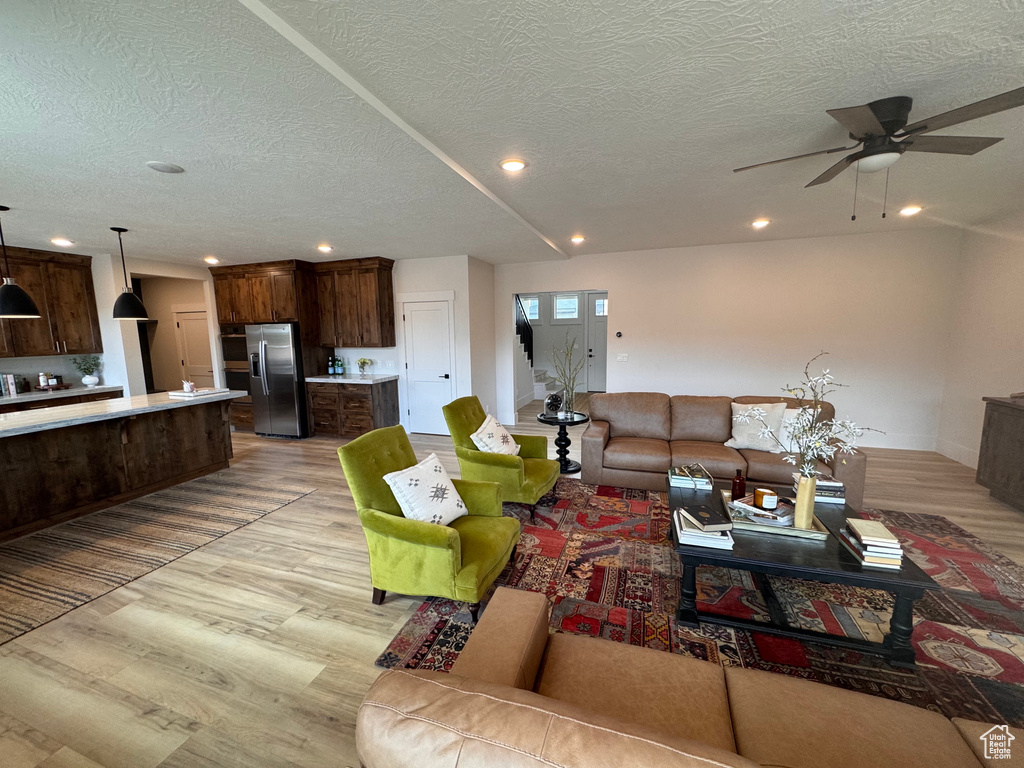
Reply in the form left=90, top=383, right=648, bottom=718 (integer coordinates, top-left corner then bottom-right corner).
left=586, top=292, right=608, bottom=392
left=403, top=300, right=454, bottom=435
left=174, top=311, right=215, bottom=388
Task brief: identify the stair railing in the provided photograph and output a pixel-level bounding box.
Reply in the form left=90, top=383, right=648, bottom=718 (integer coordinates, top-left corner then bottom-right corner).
left=514, top=295, right=534, bottom=366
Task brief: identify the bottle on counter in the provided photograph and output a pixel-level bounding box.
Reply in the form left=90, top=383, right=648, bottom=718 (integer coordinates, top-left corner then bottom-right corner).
left=337, top=356, right=345, bottom=376
left=327, top=355, right=335, bottom=375
left=731, top=469, right=746, bottom=500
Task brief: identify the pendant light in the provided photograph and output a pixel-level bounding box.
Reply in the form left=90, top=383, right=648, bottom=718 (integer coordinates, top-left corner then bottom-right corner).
left=110, top=226, right=149, bottom=319
left=0, top=206, right=42, bottom=319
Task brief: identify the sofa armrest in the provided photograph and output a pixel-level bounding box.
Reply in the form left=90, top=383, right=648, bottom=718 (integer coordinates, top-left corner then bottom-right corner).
left=452, top=478, right=502, bottom=517
left=581, top=420, right=610, bottom=477
left=358, top=669, right=760, bottom=768
left=828, top=447, right=867, bottom=511
left=450, top=587, right=551, bottom=690
left=511, top=433, right=547, bottom=459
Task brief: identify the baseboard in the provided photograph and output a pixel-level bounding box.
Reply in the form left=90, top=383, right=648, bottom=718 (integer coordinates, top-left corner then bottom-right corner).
left=934, top=438, right=979, bottom=469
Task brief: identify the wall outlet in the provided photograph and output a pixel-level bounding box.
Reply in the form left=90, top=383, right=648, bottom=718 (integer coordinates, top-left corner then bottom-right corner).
left=616, top=354, right=629, bottom=362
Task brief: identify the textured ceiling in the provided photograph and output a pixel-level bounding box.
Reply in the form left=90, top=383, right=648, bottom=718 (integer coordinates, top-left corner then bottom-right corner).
left=1, top=0, right=1022, bottom=266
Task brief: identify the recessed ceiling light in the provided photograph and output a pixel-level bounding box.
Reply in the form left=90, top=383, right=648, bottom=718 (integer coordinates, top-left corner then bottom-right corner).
left=50, top=238, right=74, bottom=247
left=317, top=244, right=333, bottom=253
left=751, top=219, right=770, bottom=229
left=146, top=161, right=185, bottom=174
left=500, top=158, right=526, bottom=172
left=570, top=235, right=585, bottom=244
left=899, top=206, right=923, bottom=216
left=203, top=256, right=219, bottom=264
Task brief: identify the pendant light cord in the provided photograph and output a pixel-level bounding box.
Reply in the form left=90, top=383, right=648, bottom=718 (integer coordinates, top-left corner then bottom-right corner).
left=117, top=230, right=130, bottom=289
left=0, top=214, right=10, bottom=279
left=882, top=168, right=890, bottom=219
left=851, top=166, right=860, bottom=222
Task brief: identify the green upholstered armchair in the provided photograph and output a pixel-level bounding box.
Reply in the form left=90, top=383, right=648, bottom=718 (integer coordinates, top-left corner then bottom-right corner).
left=442, top=396, right=560, bottom=505
left=337, top=425, right=520, bottom=621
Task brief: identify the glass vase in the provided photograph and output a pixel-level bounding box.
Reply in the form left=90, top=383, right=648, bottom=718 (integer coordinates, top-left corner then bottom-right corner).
left=794, top=475, right=818, bottom=529
left=562, top=388, right=574, bottom=417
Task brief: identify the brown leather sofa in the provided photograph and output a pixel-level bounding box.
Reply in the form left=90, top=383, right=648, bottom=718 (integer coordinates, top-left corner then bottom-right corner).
left=582, top=392, right=868, bottom=509
left=356, top=587, right=1020, bottom=768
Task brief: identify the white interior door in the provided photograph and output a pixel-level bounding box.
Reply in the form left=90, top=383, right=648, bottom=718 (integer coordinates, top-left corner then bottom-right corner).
left=586, top=292, right=608, bottom=392
left=403, top=300, right=454, bottom=434
left=174, top=311, right=215, bottom=388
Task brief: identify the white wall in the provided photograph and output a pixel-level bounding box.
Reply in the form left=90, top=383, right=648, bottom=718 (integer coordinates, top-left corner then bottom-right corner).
left=936, top=214, right=1024, bottom=467
left=495, top=228, right=962, bottom=448
left=138, top=277, right=208, bottom=392
left=468, top=257, right=497, bottom=414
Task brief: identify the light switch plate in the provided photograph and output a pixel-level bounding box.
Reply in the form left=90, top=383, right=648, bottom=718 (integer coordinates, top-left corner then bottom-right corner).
left=616, top=354, right=629, bottom=362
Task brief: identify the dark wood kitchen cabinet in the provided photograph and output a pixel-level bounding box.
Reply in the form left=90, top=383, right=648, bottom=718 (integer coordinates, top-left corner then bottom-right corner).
left=0, top=320, right=14, bottom=358
left=314, top=257, right=395, bottom=348
left=210, top=261, right=316, bottom=334
left=306, top=379, right=399, bottom=437
left=2, top=248, right=103, bottom=357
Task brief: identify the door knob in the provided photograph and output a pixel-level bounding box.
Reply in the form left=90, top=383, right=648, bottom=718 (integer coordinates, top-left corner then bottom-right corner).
left=439, top=374, right=450, bottom=379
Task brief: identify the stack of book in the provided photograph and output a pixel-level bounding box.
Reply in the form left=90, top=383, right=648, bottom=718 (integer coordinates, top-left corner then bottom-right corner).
left=669, top=463, right=713, bottom=490
left=792, top=472, right=846, bottom=504
left=0, top=374, right=19, bottom=397
left=674, top=508, right=734, bottom=550
left=729, top=494, right=795, bottom=527
left=838, top=518, right=903, bottom=569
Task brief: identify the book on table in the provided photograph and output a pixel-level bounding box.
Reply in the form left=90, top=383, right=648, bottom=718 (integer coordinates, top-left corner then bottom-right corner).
left=792, top=472, right=845, bottom=489
left=669, top=463, right=713, bottom=489
left=677, top=503, right=733, bottom=531
left=837, top=529, right=902, bottom=569
left=846, top=518, right=900, bottom=547
left=791, top=472, right=846, bottom=503
left=720, top=491, right=829, bottom=540
left=675, top=509, right=734, bottom=549
left=728, top=494, right=795, bottom=527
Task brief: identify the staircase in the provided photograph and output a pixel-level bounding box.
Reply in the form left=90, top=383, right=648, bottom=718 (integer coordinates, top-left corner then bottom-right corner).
left=533, top=368, right=560, bottom=401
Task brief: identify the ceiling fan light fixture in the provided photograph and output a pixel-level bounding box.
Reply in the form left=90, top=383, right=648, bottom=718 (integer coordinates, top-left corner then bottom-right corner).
left=900, top=205, right=923, bottom=216
left=852, top=151, right=902, bottom=174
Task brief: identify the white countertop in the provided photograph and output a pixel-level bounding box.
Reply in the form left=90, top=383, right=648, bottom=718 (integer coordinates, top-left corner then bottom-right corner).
left=0, top=384, right=124, bottom=405
left=0, top=390, right=248, bottom=438
left=306, top=375, right=399, bottom=384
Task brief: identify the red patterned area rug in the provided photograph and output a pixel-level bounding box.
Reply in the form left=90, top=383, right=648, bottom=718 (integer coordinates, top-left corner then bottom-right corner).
left=375, top=477, right=1024, bottom=727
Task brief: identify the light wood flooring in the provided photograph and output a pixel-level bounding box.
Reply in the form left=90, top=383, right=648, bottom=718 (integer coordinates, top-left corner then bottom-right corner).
left=0, top=397, right=1020, bottom=767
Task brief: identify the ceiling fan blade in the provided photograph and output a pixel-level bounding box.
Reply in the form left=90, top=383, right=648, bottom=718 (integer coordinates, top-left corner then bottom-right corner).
left=900, top=86, right=1024, bottom=135
left=826, top=105, right=886, bottom=139
left=733, top=144, right=857, bottom=173
left=804, top=156, right=852, bottom=187
left=901, top=135, right=1003, bottom=155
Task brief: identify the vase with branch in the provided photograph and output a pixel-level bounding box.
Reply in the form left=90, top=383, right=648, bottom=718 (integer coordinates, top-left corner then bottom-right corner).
left=71, top=355, right=102, bottom=388
left=551, top=331, right=585, bottom=416
left=733, top=353, right=872, bottom=528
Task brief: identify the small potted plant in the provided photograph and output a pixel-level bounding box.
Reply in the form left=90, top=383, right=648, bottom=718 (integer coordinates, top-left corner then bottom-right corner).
left=357, top=358, right=373, bottom=377
left=71, top=355, right=102, bottom=388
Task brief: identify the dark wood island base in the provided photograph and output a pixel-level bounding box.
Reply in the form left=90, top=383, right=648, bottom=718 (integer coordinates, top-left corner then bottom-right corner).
left=0, top=394, right=243, bottom=542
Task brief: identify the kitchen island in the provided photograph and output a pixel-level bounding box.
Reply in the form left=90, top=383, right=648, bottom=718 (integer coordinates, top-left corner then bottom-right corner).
left=0, top=391, right=246, bottom=541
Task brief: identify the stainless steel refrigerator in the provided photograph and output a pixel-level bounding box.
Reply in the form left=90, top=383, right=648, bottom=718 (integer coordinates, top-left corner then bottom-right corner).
left=246, top=323, right=308, bottom=438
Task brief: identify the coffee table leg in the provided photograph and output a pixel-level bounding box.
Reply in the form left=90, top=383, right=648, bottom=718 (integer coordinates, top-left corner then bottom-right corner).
left=677, top=563, right=700, bottom=627
left=883, top=591, right=919, bottom=667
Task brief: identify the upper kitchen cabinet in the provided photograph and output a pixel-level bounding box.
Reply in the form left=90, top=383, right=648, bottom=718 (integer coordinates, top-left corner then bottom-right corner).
left=315, top=257, right=395, bottom=348
left=210, top=261, right=318, bottom=338
left=4, top=248, right=103, bottom=357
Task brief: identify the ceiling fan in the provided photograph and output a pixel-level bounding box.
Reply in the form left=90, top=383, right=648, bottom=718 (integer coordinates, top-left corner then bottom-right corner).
left=734, top=86, right=1024, bottom=188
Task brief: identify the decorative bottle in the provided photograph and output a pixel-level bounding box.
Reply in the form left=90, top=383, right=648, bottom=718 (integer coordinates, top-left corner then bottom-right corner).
left=731, top=469, right=746, bottom=500
left=328, top=355, right=336, bottom=375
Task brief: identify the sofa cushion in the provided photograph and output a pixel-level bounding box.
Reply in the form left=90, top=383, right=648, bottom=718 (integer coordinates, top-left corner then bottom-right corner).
left=670, top=441, right=746, bottom=478
left=536, top=633, right=737, bottom=754
left=725, top=402, right=787, bottom=452
left=725, top=666, right=983, bottom=768
left=951, top=718, right=1024, bottom=766
left=359, top=669, right=760, bottom=768
left=734, top=394, right=836, bottom=423
left=740, top=448, right=829, bottom=484
left=670, top=396, right=734, bottom=442
left=590, top=392, right=671, bottom=440
left=603, top=437, right=671, bottom=473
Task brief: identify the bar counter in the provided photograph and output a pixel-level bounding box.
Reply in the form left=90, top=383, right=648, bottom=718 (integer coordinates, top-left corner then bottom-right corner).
left=0, top=391, right=246, bottom=541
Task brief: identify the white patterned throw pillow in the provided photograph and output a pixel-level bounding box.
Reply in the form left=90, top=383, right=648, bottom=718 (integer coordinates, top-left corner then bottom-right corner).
left=470, top=414, right=521, bottom=456
left=383, top=453, right=468, bottom=526
left=725, top=402, right=787, bottom=452
left=776, top=408, right=802, bottom=454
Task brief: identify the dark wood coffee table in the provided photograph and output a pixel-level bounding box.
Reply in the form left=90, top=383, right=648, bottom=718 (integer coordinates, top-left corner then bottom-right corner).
left=667, top=480, right=939, bottom=667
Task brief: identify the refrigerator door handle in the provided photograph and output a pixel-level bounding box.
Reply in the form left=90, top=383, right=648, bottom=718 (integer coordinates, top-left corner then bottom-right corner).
left=259, top=339, right=270, bottom=396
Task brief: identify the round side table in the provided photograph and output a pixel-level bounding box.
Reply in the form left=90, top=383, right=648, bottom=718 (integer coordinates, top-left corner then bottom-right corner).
left=536, top=411, right=590, bottom=474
